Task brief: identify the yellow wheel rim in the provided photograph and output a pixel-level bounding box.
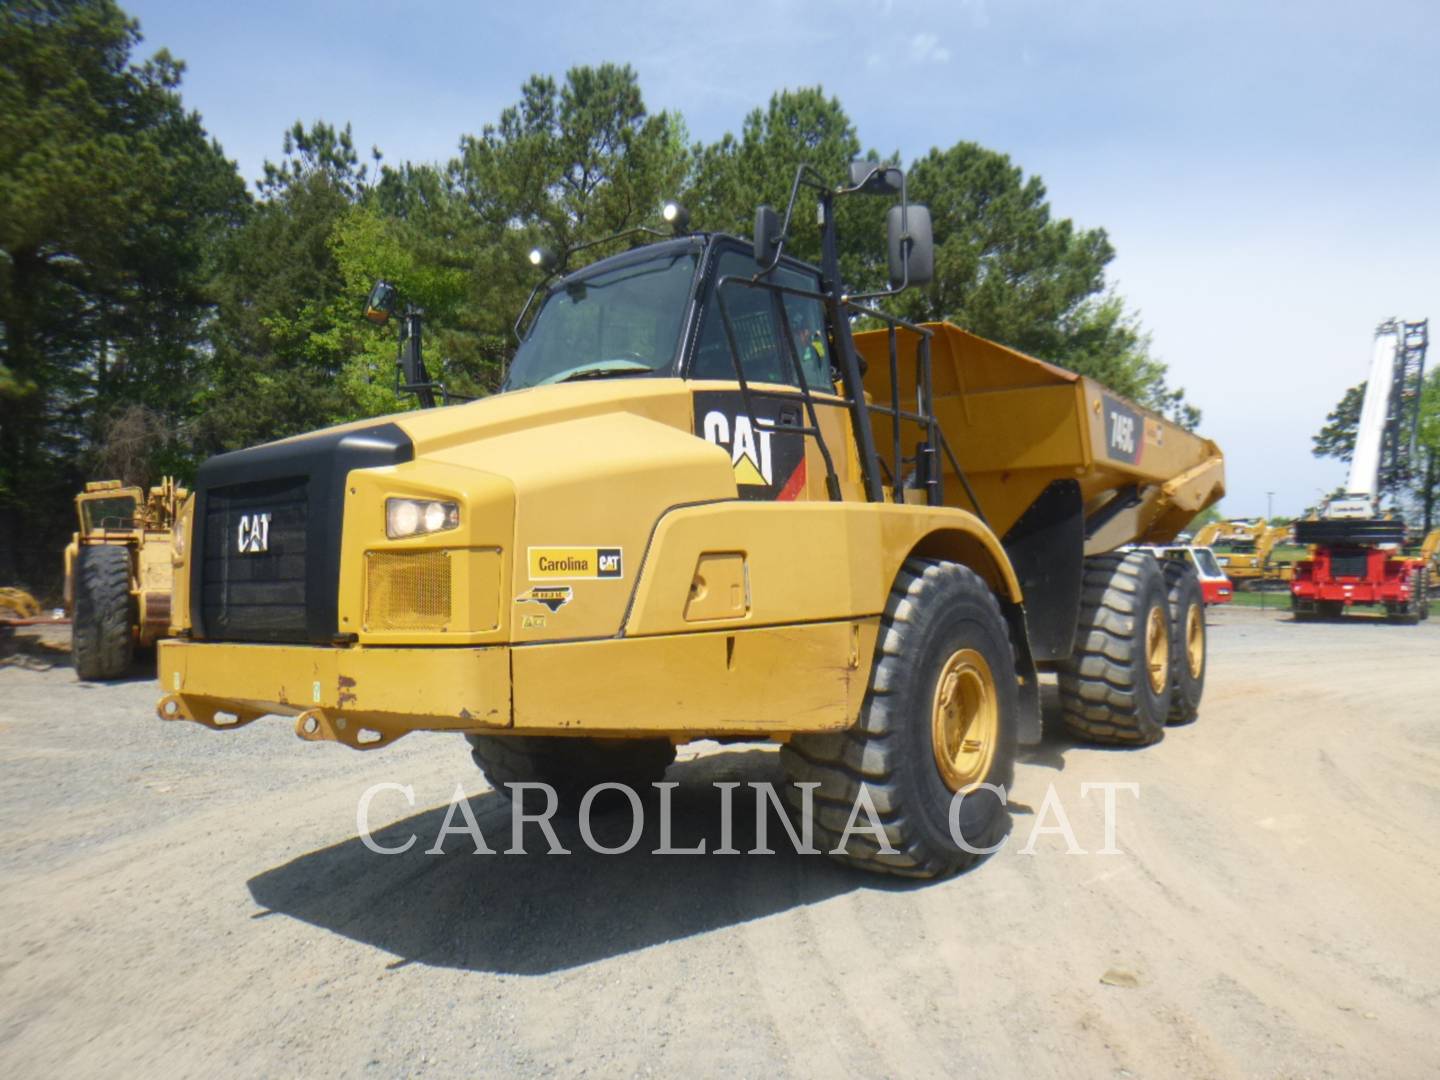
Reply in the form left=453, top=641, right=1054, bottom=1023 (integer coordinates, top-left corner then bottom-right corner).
left=931, top=648, right=999, bottom=792
left=1184, top=603, right=1204, bottom=679
left=1145, top=605, right=1169, bottom=695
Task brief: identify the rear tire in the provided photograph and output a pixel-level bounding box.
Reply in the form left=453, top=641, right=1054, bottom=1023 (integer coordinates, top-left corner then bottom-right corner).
left=72, top=545, right=134, bottom=680
left=1162, top=561, right=1206, bottom=725
left=464, top=735, right=676, bottom=802
left=781, top=559, right=1018, bottom=879
left=1056, top=552, right=1174, bottom=746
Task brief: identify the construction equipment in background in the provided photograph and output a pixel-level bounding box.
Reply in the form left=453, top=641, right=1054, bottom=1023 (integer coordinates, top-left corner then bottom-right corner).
left=64, top=478, right=190, bottom=679
left=1422, top=529, right=1440, bottom=580
left=0, top=587, right=41, bottom=620
left=1191, top=521, right=1226, bottom=548
left=0, top=587, right=43, bottom=628
left=1129, top=545, right=1233, bottom=605
left=1210, top=520, right=1295, bottom=590
left=1292, top=319, right=1430, bottom=622
left=154, top=160, right=1223, bottom=879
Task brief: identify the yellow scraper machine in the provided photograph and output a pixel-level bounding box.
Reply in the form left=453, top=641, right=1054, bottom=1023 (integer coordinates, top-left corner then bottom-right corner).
left=157, top=160, right=1223, bottom=877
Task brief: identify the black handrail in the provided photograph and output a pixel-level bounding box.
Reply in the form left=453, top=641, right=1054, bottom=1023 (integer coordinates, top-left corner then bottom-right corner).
left=711, top=272, right=985, bottom=521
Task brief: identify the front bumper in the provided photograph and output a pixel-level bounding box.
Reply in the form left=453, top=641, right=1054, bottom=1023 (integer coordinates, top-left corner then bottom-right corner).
left=156, top=619, right=874, bottom=750
left=156, top=638, right=510, bottom=750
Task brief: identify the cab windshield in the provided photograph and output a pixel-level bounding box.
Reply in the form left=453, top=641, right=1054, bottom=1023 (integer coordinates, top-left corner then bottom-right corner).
left=80, top=496, right=137, bottom=531
left=1193, top=548, right=1224, bottom=577
left=505, top=249, right=698, bottom=391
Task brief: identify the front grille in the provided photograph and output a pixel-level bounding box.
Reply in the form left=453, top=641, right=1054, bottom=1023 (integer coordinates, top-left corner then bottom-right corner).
left=1331, top=553, right=1369, bottom=579
left=189, top=421, right=414, bottom=643
left=200, top=476, right=309, bottom=642
left=365, top=550, right=451, bottom=631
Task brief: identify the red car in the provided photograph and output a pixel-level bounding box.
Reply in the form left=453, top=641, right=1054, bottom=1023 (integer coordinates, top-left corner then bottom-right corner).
left=1129, top=544, right=1234, bottom=605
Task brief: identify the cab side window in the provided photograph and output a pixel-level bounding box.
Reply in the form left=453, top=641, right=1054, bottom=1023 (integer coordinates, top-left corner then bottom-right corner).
left=690, top=250, right=833, bottom=390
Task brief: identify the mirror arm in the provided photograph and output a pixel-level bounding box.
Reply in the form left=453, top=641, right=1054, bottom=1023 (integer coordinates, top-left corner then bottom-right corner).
left=757, top=164, right=829, bottom=275
left=397, top=305, right=438, bottom=410
left=844, top=244, right=911, bottom=304
left=843, top=169, right=921, bottom=303
left=512, top=275, right=556, bottom=343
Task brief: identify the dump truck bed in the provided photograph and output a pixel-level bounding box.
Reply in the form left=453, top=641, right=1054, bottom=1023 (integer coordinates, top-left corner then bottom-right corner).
left=855, top=322, right=1224, bottom=553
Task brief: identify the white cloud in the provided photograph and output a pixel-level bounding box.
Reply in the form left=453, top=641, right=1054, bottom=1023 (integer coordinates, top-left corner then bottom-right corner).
left=908, top=32, right=952, bottom=64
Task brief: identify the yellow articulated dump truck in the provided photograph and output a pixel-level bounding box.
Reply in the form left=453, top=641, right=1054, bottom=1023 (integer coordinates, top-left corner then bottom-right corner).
left=156, top=162, right=1223, bottom=877
left=65, top=478, right=188, bottom=679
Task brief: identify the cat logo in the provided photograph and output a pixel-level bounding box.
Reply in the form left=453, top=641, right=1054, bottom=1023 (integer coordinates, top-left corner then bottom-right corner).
left=236, top=512, right=271, bottom=555
left=694, top=390, right=808, bottom=501
left=516, top=586, right=573, bottom=613
left=703, top=410, right=773, bottom=486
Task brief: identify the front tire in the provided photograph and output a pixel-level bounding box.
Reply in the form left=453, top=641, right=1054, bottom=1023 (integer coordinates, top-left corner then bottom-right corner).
left=72, top=545, right=134, bottom=680
left=781, top=559, right=1018, bottom=879
left=1056, top=552, right=1174, bottom=746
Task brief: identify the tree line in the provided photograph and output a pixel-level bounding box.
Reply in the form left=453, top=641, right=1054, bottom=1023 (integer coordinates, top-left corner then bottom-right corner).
left=2, top=0, right=1198, bottom=592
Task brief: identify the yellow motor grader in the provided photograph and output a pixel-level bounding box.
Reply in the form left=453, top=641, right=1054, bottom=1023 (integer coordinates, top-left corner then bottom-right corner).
left=65, top=478, right=188, bottom=679
left=155, top=162, right=1223, bottom=877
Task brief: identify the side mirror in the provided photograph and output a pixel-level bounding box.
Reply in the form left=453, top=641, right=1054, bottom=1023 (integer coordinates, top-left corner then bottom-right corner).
left=887, top=204, right=933, bottom=288
left=849, top=160, right=902, bottom=196
left=753, top=205, right=781, bottom=266
left=364, top=280, right=398, bottom=325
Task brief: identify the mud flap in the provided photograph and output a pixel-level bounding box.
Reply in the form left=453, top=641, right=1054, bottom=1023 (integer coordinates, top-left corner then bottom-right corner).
left=1001, top=601, right=1043, bottom=745
left=1002, top=479, right=1084, bottom=663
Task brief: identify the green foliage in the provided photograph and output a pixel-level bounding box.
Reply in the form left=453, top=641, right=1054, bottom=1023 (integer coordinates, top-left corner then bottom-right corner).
left=1312, top=382, right=1364, bottom=463
left=1415, top=371, right=1440, bottom=532
left=193, top=120, right=368, bottom=454
left=455, top=64, right=690, bottom=258
left=0, top=0, right=246, bottom=584
left=1, top=13, right=1207, bottom=587
left=896, top=142, right=1194, bottom=426
left=689, top=87, right=884, bottom=281
left=1418, top=370, right=1440, bottom=459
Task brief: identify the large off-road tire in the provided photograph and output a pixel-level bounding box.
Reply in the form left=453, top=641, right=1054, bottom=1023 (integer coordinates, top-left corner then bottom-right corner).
left=72, top=545, right=134, bottom=680
left=1161, top=561, right=1205, bottom=725
left=780, top=559, right=1018, bottom=879
left=464, top=735, right=676, bottom=802
left=1056, top=552, right=1174, bottom=746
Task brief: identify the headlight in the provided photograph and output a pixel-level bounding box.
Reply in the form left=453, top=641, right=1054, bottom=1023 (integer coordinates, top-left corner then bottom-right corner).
left=386, top=497, right=460, bottom=539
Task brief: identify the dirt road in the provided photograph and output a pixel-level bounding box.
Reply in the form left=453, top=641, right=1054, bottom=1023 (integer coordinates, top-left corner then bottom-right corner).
left=2, top=607, right=1438, bottom=1078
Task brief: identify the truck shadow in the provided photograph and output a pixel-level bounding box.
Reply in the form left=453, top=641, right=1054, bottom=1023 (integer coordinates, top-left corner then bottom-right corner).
left=246, top=748, right=936, bottom=975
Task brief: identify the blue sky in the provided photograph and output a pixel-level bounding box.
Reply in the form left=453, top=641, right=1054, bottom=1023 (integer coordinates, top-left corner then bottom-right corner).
left=126, top=0, right=1440, bottom=518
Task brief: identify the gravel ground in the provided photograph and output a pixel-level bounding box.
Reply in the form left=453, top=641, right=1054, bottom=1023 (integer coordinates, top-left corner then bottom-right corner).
left=2, top=606, right=1438, bottom=1078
